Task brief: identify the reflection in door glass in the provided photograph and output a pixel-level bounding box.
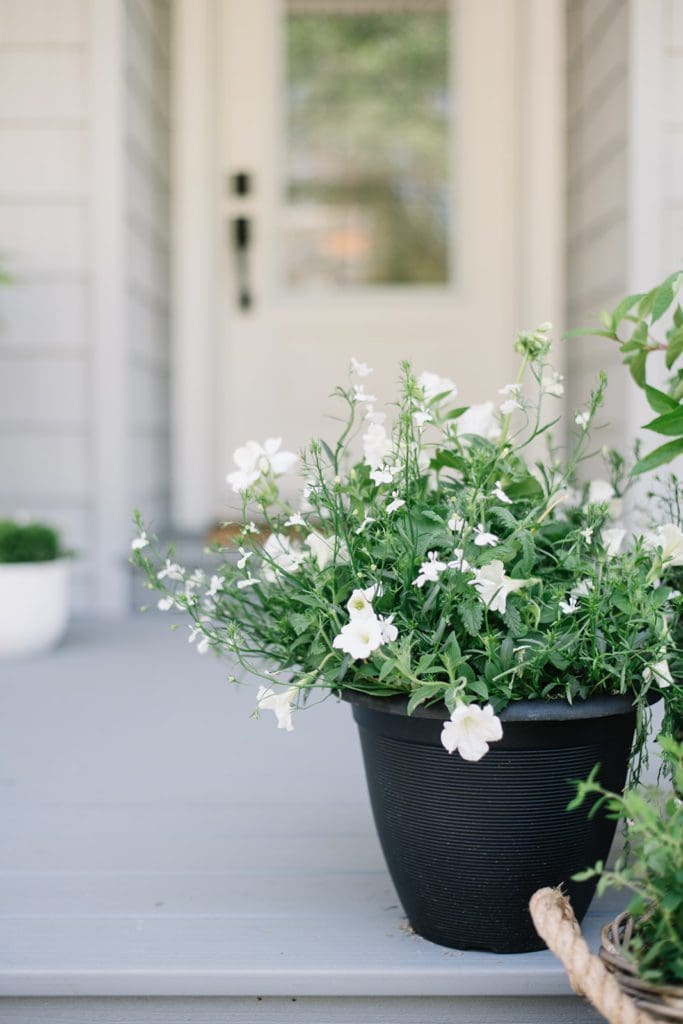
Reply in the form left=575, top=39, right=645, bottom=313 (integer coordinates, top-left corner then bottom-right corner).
left=282, top=0, right=453, bottom=288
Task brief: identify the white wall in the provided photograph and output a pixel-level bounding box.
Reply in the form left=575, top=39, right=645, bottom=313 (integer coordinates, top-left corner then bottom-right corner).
left=565, top=0, right=632, bottom=450
left=0, top=0, right=171, bottom=614
left=0, top=0, right=94, bottom=607
left=566, top=0, right=683, bottom=455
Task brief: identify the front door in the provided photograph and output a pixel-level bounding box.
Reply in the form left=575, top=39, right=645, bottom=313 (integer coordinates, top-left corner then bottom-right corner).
left=216, top=0, right=522, bottom=509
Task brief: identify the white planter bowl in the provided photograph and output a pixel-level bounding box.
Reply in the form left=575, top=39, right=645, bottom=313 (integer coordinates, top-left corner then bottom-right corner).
left=0, top=559, right=70, bottom=658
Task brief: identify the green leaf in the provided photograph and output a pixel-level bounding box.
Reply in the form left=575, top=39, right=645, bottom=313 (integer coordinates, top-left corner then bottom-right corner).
left=632, top=437, right=683, bottom=475
left=407, top=683, right=445, bottom=716
left=443, top=406, right=468, bottom=421
left=644, top=384, right=678, bottom=414
left=629, top=349, right=647, bottom=387
left=562, top=327, right=615, bottom=340
left=612, top=292, right=644, bottom=326
left=290, top=612, right=312, bottom=634
left=459, top=601, right=483, bottom=636
left=665, top=325, right=683, bottom=370
left=505, top=477, right=544, bottom=503
left=651, top=278, right=676, bottom=324
left=643, top=407, right=683, bottom=436
left=502, top=603, right=522, bottom=635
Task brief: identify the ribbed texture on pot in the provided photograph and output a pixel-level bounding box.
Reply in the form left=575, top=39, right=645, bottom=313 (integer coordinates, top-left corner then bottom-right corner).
left=353, top=702, right=636, bottom=953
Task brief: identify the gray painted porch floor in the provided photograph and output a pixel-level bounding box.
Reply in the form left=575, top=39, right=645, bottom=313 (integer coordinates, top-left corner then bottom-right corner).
left=0, top=617, right=609, bottom=1022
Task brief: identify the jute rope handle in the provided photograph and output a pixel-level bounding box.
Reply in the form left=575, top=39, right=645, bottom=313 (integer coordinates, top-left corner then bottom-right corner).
left=529, top=887, right=656, bottom=1024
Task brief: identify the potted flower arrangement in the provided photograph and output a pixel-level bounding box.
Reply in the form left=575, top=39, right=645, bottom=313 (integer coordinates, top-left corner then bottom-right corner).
left=133, top=323, right=679, bottom=954
left=0, top=520, right=70, bottom=658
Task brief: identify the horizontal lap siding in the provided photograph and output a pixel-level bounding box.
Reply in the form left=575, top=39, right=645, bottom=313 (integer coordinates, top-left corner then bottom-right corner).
left=123, top=0, right=171, bottom=530
left=0, top=0, right=92, bottom=607
left=565, top=0, right=631, bottom=451
left=663, top=1, right=683, bottom=272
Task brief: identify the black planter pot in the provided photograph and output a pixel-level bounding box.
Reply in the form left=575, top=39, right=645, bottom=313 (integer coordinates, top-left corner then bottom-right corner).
left=346, top=692, right=640, bottom=954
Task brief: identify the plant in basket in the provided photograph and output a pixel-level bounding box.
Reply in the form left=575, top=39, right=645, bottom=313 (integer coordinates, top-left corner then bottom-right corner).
left=570, top=738, right=682, bottom=1021
left=133, top=320, right=679, bottom=953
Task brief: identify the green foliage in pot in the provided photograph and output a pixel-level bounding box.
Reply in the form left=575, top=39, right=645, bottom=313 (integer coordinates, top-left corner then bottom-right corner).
left=0, top=520, right=62, bottom=564
left=133, top=318, right=680, bottom=765
left=571, top=737, right=683, bottom=986
left=568, top=270, right=683, bottom=475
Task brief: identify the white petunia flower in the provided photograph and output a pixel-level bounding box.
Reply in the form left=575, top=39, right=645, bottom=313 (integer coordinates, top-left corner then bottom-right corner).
left=305, top=531, right=334, bottom=570
left=418, top=371, right=457, bottom=402
left=469, top=560, right=528, bottom=614
left=559, top=595, right=579, bottom=615
left=474, top=523, right=499, bottom=547
left=492, top=481, right=512, bottom=505
left=353, top=385, right=377, bottom=403
left=457, top=402, right=499, bottom=441
left=284, top=512, right=306, bottom=527
left=351, top=357, right=373, bottom=377
left=447, top=548, right=472, bottom=573
left=644, top=523, right=683, bottom=567
left=262, top=533, right=303, bottom=581
left=581, top=527, right=594, bottom=543
left=347, top=588, right=375, bottom=619
left=500, top=398, right=522, bottom=415
left=440, top=702, right=503, bottom=761
left=378, top=614, right=398, bottom=643
left=363, top=422, right=392, bottom=471
left=386, top=491, right=405, bottom=515
left=333, top=616, right=383, bottom=660
left=256, top=685, right=298, bottom=731
left=227, top=437, right=297, bottom=493
left=448, top=513, right=465, bottom=532
left=157, top=560, right=183, bottom=581
left=602, top=527, right=626, bottom=558
left=643, top=660, right=673, bottom=689
left=413, top=409, right=433, bottom=428
left=542, top=371, right=564, bottom=397
left=413, top=551, right=448, bottom=588
left=570, top=578, right=593, bottom=600
left=586, top=479, right=623, bottom=519
left=370, top=464, right=396, bottom=486
left=575, top=410, right=590, bottom=428
left=131, top=532, right=149, bottom=551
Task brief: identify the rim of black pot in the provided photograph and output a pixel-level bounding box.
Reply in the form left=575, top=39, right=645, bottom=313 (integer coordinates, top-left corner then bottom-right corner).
left=341, top=688, right=660, bottom=722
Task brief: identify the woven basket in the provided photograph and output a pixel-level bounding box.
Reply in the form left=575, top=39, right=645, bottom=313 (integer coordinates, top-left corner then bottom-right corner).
left=600, top=912, right=683, bottom=1024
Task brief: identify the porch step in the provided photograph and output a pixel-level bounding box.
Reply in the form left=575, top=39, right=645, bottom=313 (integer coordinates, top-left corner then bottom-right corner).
left=1, top=619, right=607, bottom=1023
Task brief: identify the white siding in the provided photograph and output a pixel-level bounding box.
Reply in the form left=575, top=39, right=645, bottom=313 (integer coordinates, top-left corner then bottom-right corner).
left=0, top=0, right=172, bottom=614
left=0, top=0, right=93, bottom=605
left=661, top=0, right=683, bottom=274
left=565, top=0, right=632, bottom=449
left=123, top=0, right=171, bottom=532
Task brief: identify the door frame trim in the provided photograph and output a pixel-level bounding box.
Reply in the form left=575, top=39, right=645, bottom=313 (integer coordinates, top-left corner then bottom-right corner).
left=170, top=0, right=565, bottom=532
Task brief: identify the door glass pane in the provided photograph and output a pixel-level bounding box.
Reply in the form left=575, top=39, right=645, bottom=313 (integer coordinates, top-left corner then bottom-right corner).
left=282, top=0, right=454, bottom=289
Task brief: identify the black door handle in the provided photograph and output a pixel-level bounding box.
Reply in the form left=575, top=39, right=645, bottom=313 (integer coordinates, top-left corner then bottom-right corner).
left=231, top=216, right=252, bottom=310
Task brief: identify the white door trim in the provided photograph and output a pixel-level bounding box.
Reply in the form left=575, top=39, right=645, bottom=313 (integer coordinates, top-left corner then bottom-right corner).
left=170, top=0, right=566, bottom=530
left=170, top=0, right=221, bottom=532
